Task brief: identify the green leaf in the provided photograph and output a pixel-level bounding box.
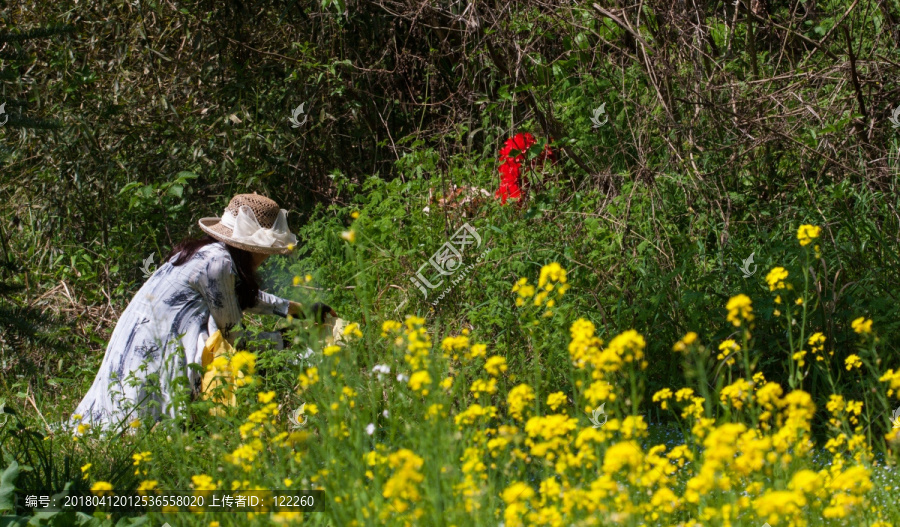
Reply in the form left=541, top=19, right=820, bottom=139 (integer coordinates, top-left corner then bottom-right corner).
left=0, top=460, right=20, bottom=512
left=117, top=182, right=140, bottom=196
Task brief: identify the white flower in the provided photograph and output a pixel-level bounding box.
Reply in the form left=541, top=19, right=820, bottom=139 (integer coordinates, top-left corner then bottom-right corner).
left=382, top=410, right=389, bottom=418
left=396, top=373, right=409, bottom=382
left=366, top=423, right=375, bottom=435
left=372, top=364, right=391, bottom=379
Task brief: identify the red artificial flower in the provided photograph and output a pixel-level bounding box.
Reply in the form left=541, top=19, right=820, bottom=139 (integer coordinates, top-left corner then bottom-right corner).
left=495, top=133, right=554, bottom=204
left=500, top=133, right=536, bottom=163
left=499, top=160, right=519, bottom=181
left=495, top=179, right=522, bottom=203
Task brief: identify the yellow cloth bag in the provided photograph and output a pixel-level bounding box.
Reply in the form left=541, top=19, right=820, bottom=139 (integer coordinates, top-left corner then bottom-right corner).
left=200, top=330, right=237, bottom=410
left=199, top=319, right=348, bottom=412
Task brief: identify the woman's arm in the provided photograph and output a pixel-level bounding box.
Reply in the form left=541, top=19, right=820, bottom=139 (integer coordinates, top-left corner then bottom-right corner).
left=246, top=291, right=292, bottom=317
left=294, top=302, right=338, bottom=322
left=196, top=255, right=244, bottom=334
left=248, top=291, right=336, bottom=322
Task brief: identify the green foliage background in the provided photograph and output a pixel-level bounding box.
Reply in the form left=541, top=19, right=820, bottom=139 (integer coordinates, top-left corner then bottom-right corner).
left=2, top=0, right=899, bottom=414
left=1, top=0, right=900, bottom=521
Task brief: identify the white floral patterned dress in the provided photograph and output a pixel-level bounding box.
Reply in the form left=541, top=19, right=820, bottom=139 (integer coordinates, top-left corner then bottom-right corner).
left=71, top=242, right=289, bottom=428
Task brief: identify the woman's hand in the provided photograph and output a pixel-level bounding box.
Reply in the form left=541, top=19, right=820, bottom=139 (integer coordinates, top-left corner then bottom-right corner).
left=288, top=301, right=338, bottom=323
left=287, top=301, right=304, bottom=318
left=311, top=302, right=338, bottom=322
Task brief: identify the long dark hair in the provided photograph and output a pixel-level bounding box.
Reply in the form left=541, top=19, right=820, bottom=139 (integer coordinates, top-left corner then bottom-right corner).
left=164, top=235, right=259, bottom=310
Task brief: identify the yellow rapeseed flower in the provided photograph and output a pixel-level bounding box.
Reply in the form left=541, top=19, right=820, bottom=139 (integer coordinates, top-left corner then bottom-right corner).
left=851, top=317, right=872, bottom=334
left=132, top=451, right=152, bottom=476
left=719, top=378, right=753, bottom=410
left=408, top=370, right=432, bottom=395
left=845, top=354, right=862, bottom=371
left=382, top=449, right=425, bottom=514
left=90, top=481, right=113, bottom=496
left=484, top=356, right=508, bottom=377
left=675, top=388, right=695, bottom=402
left=672, top=331, right=698, bottom=352
left=652, top=388, right=673, bottom=410
left=511, top=278, right=536, bottom=306
left=469, top=343, right=487, bottom=360
left=502, top=481, right=535, bottom=503
left=441, top=335, right=470, bottom=358
left=808, top=332, right=826, bottom=355
left=797, top=224, right=821, bottom=246
left=766, top=267, right=789, bottom=291
left=343, top=322, right=363, bottom=338
left=455, top=404, right=497, bottom=427
left=546, top=392, right=567, bottom=411
left=470, top=378, right=498, bottom=396
left=299, top=367, right=319, bottom=390
left=507, top=384, right=535, bottom=422
left=725, top=294, right=754, bottom=327
left=878, top=369, right=900, bottom=397
left=137, top=480, right=157, bottom=494
left=788, top=469, right=820, bottom=494
left=606, top=329, right=646, bottom=366
left=231, top=351, right=257, bottom=387
left=538, top=262, right=566, bottom=288
left=191, top=474, right=217, bottom=491
left=717, top=339, right=740, bottom=366
left=584, top=380, right=616, bottom=407
left=381, top=320, right=402, bottom=336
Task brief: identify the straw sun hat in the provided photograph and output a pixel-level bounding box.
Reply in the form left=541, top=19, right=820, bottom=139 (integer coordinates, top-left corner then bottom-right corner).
left=199, top=193, right=298, bottom=255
